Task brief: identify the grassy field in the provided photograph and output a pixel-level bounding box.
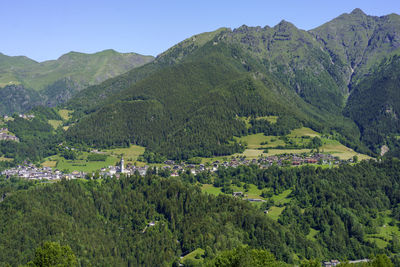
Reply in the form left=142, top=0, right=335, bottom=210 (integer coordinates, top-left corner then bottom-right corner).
left=233, top=183, right=263, bottom=199
left=267, top=206, right=285, bottom=220
left=48, top=120, right=63, bottom=129
left=266, top=149, right=311, bottom=156
left=201, top=184, right=223, bottom=196
left=236, top=134, right=285, bottom=149
left=365, top=212, right=400, bottom=249
left=58, top=109, right=73, bottom=120
left=104, top=145, right=145, bottom=163
left=288, top=127, right=320, bottom=138
left=306, top=228, right=320, bottom=241
left=271, top=189, right=292, bottom=205
left=201, top=127, right=371, bottom=163
left=181, top=248, right=204, bottom=264
left=321, top=139, right=371, bottom=160
left=44, top=153, right=119, bottom=173
left=0, top=156, right=13, bottom=162
left=233, top=149, right=265, bottom=159
left=41, top=160, right=57, bottom=168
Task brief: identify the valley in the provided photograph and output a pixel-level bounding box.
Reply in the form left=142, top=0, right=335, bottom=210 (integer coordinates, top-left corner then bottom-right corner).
left=1, top=6, right=400, bottom=267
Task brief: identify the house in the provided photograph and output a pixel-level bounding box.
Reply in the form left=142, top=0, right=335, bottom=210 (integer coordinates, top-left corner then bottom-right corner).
left=246, top=198, right=265, bottom=202
left=232, top=192, right=243, bottom=197
left=306, top=158, right=318, bottom=164
left=323, top=260, right=340, bottom=267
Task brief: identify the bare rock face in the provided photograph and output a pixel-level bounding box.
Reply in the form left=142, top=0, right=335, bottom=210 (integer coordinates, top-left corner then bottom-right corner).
left=380, top=145, right=389, bottom=156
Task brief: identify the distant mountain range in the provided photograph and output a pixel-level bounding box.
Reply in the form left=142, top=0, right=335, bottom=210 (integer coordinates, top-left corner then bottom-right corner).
left=2, top=8, right=400, bottom=158
left=0, top=49, right=154, bottom=114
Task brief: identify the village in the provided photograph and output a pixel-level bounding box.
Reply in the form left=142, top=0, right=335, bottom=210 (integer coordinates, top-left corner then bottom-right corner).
left=0, top=128, right=19, bottom=142
left=1, top=152, right=353, bottom=181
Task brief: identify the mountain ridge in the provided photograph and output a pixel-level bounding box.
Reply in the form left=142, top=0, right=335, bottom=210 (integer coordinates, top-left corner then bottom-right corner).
left=0, top=49, right=154, bottom=114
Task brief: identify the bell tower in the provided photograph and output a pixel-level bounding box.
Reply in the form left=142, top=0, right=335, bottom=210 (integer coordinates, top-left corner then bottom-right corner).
left=120, top=157, right=125, bottom=173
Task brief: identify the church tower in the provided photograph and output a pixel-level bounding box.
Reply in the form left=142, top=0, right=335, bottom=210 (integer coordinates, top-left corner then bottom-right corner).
left=120, top=157, right=125, bottom=173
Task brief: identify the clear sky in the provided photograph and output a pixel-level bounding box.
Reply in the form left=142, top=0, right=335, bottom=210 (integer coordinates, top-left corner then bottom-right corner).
left=1, top=0, right=399, bottom=62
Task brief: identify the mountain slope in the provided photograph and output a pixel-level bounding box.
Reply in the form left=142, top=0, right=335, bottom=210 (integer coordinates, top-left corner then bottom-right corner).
left=311, top=9, right=400, bottom=88
left=0, top=50, right=154, bottom=114
left=344, top=55, right=400, bottom=154
left=63, top=9, right=400, bottom=158
left=66, top=40, right=363, bottom=159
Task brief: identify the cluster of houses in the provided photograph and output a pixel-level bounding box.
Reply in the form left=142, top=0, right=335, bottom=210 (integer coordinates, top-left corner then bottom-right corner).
left=1, top=152, right=350, bottom=181
left=100, top=158, right=149, bottom=177
left=158, top=153, right=342, bottom=175
left=18, top=114, right=35, bottom=119
left=2, top=164, right=64, bottom=180
left=0, top=128, right=19, bottom=142
left=2, top=114, right=35, bottom=120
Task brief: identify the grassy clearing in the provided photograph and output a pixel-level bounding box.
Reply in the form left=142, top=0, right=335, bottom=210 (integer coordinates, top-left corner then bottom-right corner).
left=321, top=140, right=371, bottom=160
left=104, top=145, right=145, bottom=163
left=307, top=228, right=320, bottom=241
left=233, top=149, right=265, bottom=159
left=48, top=120, right=63, bottom=129
left=201, top=184, right=222, bottom=196
left=41, top=160, right=57, bottom=168
left=367, top=237, right=388, bottom=249
left=45, top=153, right=119, bottom=173
left=289, top=127, right=320, bottom=138
left=58, top=109, right=73, bottom=121
left=266, top=149, right=311, bottom=156
left=236, top=133, right=267, bottom=149
left=0, top=156, right=13, bottom=162
left=267, top=206, right=285, bottom=220
left=231, top=183, right=264, bottom=199
left=181, top=248, right=205, bottom=264
left=263, top=136, right=285, bottom=148
left=366, top=212, right=399, bottom=249
left=201, top=127, right=371, bottom=163
left=236, top=134, right=285, bottom=149
left=271, top=189, right=292, bottom=205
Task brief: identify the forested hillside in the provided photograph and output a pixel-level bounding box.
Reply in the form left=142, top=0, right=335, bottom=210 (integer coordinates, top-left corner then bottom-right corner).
left=345, top=55, right=400, bottom=155
left=64, top=9, right=400, bottom=160
left=0, top=159, right=399, bottom=266
left=65, top=36, right=364, bottom=160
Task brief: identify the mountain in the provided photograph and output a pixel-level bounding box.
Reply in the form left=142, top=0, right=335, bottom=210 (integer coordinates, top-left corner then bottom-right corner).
left=0, top=50, right=154, bottom=114
left=311, top=8, right=400, bottom=88
left=344, top=55, right=400, bottom=154
left=64, top=9, right=400, bottom=159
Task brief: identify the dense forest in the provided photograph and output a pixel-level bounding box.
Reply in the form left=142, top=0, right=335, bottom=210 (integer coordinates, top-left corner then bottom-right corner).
left=345, top=55, right=400, bottom=155
left=65, top=41, right=365, bottom=160
left=0, top=159, right=399, bottom=266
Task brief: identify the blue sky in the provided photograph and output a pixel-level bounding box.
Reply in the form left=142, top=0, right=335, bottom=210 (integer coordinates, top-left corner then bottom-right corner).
left=1, top=0, right=399, bottom=62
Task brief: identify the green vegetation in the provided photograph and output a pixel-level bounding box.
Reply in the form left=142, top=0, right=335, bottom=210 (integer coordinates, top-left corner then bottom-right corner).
left=345, top=55, right=400, bottom=156
left=0, top=175, right=321, bottom=266
left=181, top=248, right=205, bottom=265
left=49, top=152, right=118, bottom=173
left=267, top=206, right=286, bottom=221
left=1, top=158, right=400, bottom=266
left=48, top=120, right=63, bottom=129
left=0, top=51, right=154, bottom=115
left=25, top=242, right=77, bottom=267
left=104, top=145, right=145, bottom=163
